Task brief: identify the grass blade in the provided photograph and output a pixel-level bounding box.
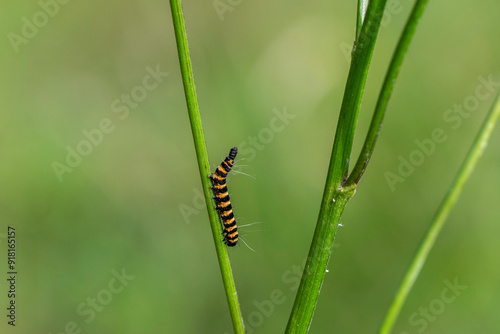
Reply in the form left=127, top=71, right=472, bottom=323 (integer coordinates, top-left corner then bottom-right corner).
left=379, top=92, right=500, bottom=333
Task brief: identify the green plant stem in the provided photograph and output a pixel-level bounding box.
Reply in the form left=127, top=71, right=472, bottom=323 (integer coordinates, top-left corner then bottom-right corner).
left=346, top=0, right=429, bottom=187
left=356, top=0, right=369, bottom=41
left=379, top=92, right=500, bottom=334
left=169, top=1, right=245, bottom=333
left=285, top=1, right=387, bottom=332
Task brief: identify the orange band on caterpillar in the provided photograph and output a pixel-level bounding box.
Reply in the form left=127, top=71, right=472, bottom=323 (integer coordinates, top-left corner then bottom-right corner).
left=209, top=147, right=238, bottom=247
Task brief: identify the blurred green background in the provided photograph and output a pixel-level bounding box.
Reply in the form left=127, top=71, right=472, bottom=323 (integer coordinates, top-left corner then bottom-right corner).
left=1, top=0, right=499, bottom=333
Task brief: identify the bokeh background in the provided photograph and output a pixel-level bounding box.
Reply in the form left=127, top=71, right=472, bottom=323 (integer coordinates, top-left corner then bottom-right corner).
left=1, top=0, right=499, bottom=333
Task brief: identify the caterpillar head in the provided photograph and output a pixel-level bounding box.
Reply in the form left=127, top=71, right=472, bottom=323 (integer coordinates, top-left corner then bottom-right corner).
left=228, top=147, right=238, bottom=160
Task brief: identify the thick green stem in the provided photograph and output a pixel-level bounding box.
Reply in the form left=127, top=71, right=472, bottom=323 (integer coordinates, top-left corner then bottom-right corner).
left=379, top=92, right=500, bottom=333
left=285, top=1, right=387, bottom=332
left=285, top=186, right=355, bottom=334
left=169, top=1, right=245, bottom=333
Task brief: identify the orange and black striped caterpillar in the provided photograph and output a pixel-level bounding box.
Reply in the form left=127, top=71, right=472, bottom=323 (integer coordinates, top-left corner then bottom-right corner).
left=209, top=147, right=238, bottom=247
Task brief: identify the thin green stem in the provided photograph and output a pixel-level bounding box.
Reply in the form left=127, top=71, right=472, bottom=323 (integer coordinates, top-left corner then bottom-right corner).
left=330, top=0, right=388, bottom=191
left=346, top=0, right=429, bottom=187
left=169, top=1, right=245, bottom=333
left=379, top=92, right=500, bottom=334
left=356, top=0, right=369, bottom=41
left=285, top=1, right=387, bottom=332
